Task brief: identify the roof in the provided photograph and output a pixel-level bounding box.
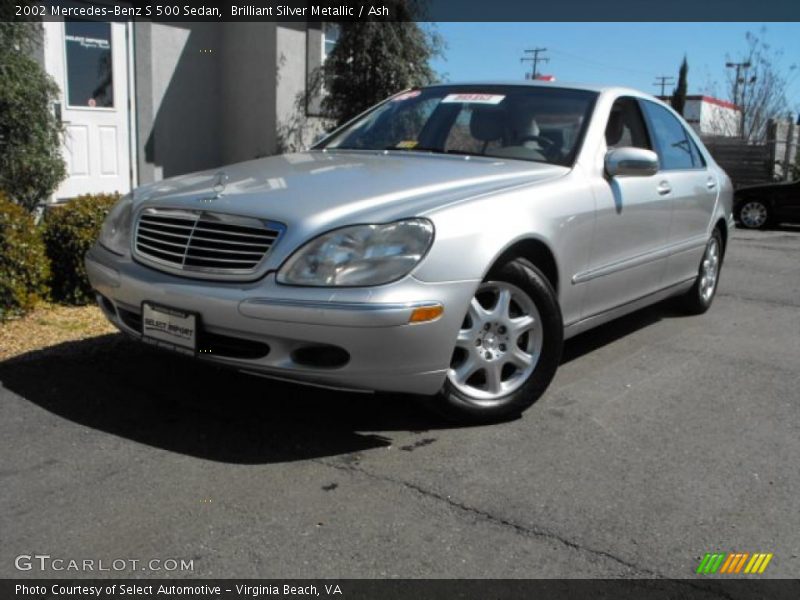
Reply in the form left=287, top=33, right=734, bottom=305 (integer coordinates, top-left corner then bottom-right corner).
left=426, top=80, right=661, bottom=101
left=427, top=80, right=622, bottom=93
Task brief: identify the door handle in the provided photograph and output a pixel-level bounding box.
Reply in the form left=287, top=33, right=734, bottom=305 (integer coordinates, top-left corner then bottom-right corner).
left=706, top=178, right=717, bottom=190
left=657, top=181, right=672, bottom=195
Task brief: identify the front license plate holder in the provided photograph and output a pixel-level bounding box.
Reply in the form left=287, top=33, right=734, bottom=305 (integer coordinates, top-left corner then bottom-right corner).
left=141, top=302, right=198, bottom=353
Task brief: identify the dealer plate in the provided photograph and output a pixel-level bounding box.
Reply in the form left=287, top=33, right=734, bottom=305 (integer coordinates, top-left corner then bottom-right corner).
left=141, top=303, right=197, bottom=352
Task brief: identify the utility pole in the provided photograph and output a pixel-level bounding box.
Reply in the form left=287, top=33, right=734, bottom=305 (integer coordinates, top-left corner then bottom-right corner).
left=653, top=76, right=675, bottom=98
left=521, top=48, right=549, bottom=80
left=726, top=61, right=752, bottom=138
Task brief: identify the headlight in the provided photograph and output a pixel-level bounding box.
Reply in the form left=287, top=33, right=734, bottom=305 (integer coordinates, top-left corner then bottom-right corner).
left=278, top=219, right=434, bottom=286
left=98, top=194, right=134, bottom=255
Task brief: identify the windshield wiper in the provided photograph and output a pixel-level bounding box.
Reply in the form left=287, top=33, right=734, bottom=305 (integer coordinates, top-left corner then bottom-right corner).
left=444, top=149, right=484, bottom=157
left=383, top=145, right=446, bottom=153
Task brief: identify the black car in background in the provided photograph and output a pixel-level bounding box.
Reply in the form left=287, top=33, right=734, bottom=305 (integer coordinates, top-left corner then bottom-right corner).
left=734, top=180, right=800, bottom=229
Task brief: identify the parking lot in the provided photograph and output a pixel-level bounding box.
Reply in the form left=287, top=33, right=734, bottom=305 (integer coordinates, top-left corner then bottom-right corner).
left=1, top=227, right=798, bottom=579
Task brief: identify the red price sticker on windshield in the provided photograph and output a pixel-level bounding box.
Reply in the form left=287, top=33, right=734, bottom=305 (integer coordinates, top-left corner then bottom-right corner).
left=442, top=93, right=506, bottom=104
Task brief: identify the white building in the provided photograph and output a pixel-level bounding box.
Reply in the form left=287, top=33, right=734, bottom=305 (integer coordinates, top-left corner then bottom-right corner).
left=34, top=22, right=336, bottom=202
left=659, top=95, right=741, bottom=137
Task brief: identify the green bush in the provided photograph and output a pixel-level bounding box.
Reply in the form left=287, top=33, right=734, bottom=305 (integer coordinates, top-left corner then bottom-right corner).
left=0, top=21, right=67, bottom=211
left=0, top=192, right=50, bottom=320
left=43, top=193, right=119, bottom=304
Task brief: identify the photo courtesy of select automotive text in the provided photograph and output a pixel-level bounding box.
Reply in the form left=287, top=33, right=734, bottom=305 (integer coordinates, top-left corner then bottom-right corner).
left=1, top=0, right=799, bottom=598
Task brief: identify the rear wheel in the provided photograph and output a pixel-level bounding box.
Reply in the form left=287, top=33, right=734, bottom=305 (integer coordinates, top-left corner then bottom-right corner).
left=738, top=200, right=770, bottom=229
left=434, top=258, right=563, bottom=423
left=680, top=229, right=723, bottom=314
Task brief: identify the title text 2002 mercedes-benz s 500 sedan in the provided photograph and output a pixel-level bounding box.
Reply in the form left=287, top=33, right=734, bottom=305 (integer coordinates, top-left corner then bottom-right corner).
left=86, top=83, right=733, bottom=422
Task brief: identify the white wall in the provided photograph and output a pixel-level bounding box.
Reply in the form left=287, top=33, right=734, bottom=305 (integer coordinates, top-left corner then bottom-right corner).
left=135, top=22, right=222, bottom=182
left=220, top=23, right=277, bottom=165
left=135, top=22, right=326, bottom=186
left=699, top=101, right=739, bottom=137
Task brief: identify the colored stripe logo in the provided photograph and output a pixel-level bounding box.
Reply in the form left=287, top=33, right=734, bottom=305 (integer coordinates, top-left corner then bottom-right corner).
left=697, top=552, right=773, bottom=574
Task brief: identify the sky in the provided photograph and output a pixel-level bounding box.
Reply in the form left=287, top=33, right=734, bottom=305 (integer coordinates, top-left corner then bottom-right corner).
left=429, top=23, right=800, bottom=110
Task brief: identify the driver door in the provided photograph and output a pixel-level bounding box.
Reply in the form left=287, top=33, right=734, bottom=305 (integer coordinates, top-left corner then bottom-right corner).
left=581, top=97, right=672, bottom=317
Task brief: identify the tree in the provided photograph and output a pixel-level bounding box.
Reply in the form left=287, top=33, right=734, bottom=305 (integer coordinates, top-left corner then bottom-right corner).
left=671, top=56, right=688, bottom=116
left=320, top=2, right=442, bottom=126
left=0, top=13, right=66, bottom=211
left=725, top=30, right=797, bottom=142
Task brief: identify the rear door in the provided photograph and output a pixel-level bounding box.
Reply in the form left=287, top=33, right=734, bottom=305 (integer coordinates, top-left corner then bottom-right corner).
left=639, top=100, right=716, bottom=286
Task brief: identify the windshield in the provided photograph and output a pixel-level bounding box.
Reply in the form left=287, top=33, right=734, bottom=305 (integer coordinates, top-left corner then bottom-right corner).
left=318, top=85, right=598, bottom=167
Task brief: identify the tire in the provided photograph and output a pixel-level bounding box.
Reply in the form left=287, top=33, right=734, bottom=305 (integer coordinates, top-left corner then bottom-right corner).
left=680, top=228, right=723, bottom=315
left=737, top=199, right=770, bottom=229
left=433, top=257, right=563, bottom=423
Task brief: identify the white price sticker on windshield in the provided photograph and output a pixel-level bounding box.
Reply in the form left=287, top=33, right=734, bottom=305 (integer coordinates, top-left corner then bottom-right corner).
left=392, top=90, right=422, bottom=102
left=442, top=93, right=506, bottom=105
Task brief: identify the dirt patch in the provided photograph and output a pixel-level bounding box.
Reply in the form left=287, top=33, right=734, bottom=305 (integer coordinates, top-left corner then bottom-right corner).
left=0, top=303, right=116, bottom=362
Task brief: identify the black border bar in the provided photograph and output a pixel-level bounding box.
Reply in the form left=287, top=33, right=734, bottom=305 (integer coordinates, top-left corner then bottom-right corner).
left=4, top=579, right=800, bottom=600
left=9, top=0, right=800, bottom=22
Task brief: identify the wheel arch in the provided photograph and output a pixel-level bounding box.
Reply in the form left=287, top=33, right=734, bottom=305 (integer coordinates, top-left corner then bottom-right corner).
left=714, top=217, right=728, bottom=257
left=486, top=237, right=560, bottom=295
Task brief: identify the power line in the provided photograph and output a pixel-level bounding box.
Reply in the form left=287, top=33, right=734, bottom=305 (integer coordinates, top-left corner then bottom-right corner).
left=654, top=76, right=675, bottom=97
left=521, top=47, right=549, bottom=79
left=547, top=49, right=653, bottom=77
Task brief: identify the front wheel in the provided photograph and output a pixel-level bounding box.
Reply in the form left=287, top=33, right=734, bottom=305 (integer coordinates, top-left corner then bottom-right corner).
left=434, top=258, right=563, bottom=423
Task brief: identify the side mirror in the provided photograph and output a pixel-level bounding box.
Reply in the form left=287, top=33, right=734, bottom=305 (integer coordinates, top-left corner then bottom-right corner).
left=605, top=147, right=659, bottom=178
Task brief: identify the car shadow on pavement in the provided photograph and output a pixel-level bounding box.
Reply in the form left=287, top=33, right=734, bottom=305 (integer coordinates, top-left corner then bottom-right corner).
left=560, top=299, right=683, bottom=364
left=0, top=334, right=420, bottom=464
left=0, top=299, right=685, bottom=464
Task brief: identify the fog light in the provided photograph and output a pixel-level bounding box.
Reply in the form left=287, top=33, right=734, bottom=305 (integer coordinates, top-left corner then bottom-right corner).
left=409, top=304, right=444, bottom=323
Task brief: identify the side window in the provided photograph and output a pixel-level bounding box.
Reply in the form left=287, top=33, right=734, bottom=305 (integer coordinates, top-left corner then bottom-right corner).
left=687, top=136, right=707, bottom=168
left=605, top=97, right=651, bottom=150
left=641, top=101, right=696, bottom=170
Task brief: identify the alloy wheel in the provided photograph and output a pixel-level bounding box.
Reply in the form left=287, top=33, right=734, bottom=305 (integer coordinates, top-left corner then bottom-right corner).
left=447, top=281, right=543, bottom=404
left=699, top=237, right=720, bottom=303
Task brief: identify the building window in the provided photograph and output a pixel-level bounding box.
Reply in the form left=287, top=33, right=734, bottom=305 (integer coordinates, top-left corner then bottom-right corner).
left=322, top=23, right=339, bottom=61
left=64, top=20, right=113, bottom=108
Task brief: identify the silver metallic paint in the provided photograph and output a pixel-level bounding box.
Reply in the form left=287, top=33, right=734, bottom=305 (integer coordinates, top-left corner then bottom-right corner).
left=86, top=83, right=733, bottom=395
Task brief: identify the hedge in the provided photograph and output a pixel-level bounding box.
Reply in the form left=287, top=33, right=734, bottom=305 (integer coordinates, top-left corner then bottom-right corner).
left=0, top=22, right=67, bottom=212
left=0, top=192, right=50, bottom=320
left=43, top=193, right=120, bottom=304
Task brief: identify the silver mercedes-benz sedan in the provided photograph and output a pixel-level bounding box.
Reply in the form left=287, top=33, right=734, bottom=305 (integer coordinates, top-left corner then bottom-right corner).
left=86, top=82, right=733, bottom=421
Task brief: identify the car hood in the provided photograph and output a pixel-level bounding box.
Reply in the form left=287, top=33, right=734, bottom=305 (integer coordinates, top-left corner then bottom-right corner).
left=133, top=150, right=567, bottom=231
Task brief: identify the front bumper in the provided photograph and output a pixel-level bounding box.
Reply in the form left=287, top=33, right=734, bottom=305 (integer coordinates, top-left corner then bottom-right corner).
left=85, top=245, right=478, bottom=395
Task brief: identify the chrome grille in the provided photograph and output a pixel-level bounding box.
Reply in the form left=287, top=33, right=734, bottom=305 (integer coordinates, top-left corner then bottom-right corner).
left=134, top=209, right=282, bottom=276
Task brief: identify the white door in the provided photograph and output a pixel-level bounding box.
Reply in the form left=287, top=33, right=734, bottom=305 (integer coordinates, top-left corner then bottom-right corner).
left=43, top=20, right=132, bottom=200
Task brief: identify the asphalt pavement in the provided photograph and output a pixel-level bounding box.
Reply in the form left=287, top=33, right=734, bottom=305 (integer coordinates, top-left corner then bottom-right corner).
left=1, top=226, right=798, bottom=580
